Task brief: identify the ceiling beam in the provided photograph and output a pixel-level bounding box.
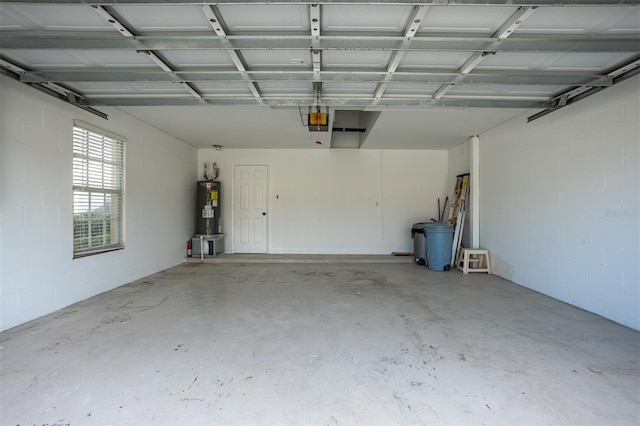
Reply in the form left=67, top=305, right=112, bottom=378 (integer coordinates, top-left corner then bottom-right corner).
left=309, top=3, right=321, bottom=76
left=374, top=5, right=430, bottom=101
left=528, top=57, right=640, bottom=122
left=72, top=95, right=551, bottom=109
left=0, top=0, right=636, bottom=5
left=2, top=34, right=637, bottom=53
left=91, top=4, right=203, bottom=100
left=0, top=58, right=108, bottom=118
left=200, top=5, right=262, bottom=101
left=433, top=5, right=537, bottom=100
left=17, top=69, right=614, bottom=87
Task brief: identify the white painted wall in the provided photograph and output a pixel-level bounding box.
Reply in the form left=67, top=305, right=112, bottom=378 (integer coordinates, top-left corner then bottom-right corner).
left=480, top=75, right=640, bottom=330
left=447, top=139, right=472, bottom=247
left=0, top=76, right=197, bottom=331
left=198, top=149, right=448, bottom=254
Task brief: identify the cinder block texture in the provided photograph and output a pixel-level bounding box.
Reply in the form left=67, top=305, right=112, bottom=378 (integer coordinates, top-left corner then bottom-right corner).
left=480, top=75, right=640, bottom=330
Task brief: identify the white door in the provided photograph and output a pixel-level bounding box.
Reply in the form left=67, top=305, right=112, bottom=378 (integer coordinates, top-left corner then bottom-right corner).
left=233, top=165, right=268, bottom=253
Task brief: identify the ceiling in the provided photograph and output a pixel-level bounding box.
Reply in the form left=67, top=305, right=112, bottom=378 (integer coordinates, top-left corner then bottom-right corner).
left=1, top=0, right=639, bottom=149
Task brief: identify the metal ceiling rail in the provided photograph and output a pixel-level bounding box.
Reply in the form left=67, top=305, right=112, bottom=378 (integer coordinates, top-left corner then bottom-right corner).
left=2, top=34, right=638, bottom=53
left=309, top=3, right=322, bottom=76
left=74, top=95, right=551, bottom=108
left=0, top=59, right=108, bottom=119
left=431, top=5, right=536, bottom=100
left=373, top=5, right=430, bottom=101
left=0, top=0, right=637, bottom=5
left=17, top=69, right=614, bottom=87
left=200, top=4, right=263, bottom=102
left=527, top=55, right=640, bottom=121
left=91, top=4, right=204, bottom=101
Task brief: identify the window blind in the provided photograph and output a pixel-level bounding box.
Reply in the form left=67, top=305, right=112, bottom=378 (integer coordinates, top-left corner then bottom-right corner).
left=72, top=123, right=124, bottom=257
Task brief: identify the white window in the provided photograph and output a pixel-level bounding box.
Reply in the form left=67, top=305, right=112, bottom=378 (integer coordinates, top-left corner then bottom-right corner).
left=72, top=121, right=124, bottom=257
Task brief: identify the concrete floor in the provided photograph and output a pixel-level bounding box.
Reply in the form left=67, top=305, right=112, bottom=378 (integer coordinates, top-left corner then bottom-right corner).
left=1, top=257, right=639, bottom=425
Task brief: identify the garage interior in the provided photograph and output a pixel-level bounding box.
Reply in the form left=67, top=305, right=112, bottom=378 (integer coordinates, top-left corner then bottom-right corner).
left=1, top=0, right=639, bottom=424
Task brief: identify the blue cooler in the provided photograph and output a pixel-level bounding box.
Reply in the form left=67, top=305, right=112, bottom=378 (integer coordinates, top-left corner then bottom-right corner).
left=425, top=222, right=454, bottom=271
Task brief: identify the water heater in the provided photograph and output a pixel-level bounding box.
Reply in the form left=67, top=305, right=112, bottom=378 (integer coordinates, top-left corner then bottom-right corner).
left=195, top=180, right=221, bottom=236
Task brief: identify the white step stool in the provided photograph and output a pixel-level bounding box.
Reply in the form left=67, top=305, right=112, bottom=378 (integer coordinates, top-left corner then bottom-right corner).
left=457, top=249, right=491, bottom=274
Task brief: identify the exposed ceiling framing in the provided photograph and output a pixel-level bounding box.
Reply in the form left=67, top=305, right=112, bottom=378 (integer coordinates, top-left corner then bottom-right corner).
left=200, top=4, right=263, bottom=102
left=1, top=0, right=638, bottom=148
left=1, top=0, right=638, bottom=4
left=93, top=4, right=205, bottom=101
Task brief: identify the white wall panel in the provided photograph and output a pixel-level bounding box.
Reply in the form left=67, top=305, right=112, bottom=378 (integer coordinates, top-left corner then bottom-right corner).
left=381, top=150, right=448, bottom=252
left=479, top=75, right=640, bottom=330
left=198, top=149, right=447, bottom=255
left=0, top=75, right=197, bottom=331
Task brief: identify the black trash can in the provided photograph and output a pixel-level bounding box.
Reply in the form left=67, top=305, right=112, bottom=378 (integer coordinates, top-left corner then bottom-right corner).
left=411, top=222, right=429, bottom=265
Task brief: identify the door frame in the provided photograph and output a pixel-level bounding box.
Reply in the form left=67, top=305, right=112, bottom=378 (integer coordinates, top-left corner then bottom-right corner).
left=231, top=163, right=270, bottom=254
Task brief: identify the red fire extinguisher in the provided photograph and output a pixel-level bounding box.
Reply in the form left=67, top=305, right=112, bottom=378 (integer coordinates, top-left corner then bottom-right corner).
left=187, top=240, right=192, bottom=258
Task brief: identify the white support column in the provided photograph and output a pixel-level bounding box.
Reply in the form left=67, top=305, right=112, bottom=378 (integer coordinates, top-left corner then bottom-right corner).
left=470, top=135, right=480, bottom=248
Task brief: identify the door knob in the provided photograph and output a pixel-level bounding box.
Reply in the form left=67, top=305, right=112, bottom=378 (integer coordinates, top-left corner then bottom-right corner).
left=262, top=212, right=266, bottom=216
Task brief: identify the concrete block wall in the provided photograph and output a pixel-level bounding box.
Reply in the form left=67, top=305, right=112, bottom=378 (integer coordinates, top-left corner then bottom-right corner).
left=480, top=75, right=640, bottom=330
left=198, top=148, right=448, bottom=254
left=0, top=76, right=197, bottom=331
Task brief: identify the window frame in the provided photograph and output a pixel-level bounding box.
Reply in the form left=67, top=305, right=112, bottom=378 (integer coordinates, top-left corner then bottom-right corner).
left=72, top=120, right=125, bottom=258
